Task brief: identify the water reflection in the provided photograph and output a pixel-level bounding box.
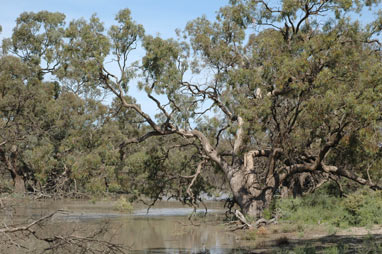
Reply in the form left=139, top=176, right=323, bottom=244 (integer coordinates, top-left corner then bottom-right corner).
left=133, top=208, right=223, bottom=216
left=11, top=200, right=244, bottom=253
left=117, top=215, right=239, bottom=252
left=130, top=248, right=250, bottom=254
left=7, top=199, right=382, bottom=253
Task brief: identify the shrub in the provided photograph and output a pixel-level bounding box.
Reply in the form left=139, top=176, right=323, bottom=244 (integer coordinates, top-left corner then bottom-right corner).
left=276, top=186, right=382, bottom=228
left=114, top=196, right=133, bottom=213
left=342, top=188, right=382, bottom=226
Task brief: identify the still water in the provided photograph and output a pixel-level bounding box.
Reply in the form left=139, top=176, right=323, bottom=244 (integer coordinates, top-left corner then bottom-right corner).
left=9, top=199, right=249, bottom=254
left=6, top=199, right=382, bottom=253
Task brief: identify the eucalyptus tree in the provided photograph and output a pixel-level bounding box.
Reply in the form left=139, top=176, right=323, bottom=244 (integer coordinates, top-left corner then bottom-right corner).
left=0, top=56, right=42, bottom=192
left=0, top=11, right=65, bottom=192
left=2, top=1, right=382, bottom=218
left=96, top=2, right=382, bottom=217
left=0, top=12, right=121, bottom=193
left=0, top=54, right=121, bottom=194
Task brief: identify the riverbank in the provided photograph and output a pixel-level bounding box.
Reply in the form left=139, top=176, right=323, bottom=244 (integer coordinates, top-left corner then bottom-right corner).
left=2, top=195, right=382, bottom=253
left=235, top=222, right=382, bottom=253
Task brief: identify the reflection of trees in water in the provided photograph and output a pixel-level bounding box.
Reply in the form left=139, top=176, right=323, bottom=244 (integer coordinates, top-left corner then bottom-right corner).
left=4, top=198, right=380, bottom=253
left=122, top=216, right=236, bottom=251
left=1, top=198, right=240, bottom=253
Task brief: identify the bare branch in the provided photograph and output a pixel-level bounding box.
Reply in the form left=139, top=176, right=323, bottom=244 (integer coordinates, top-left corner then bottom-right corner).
left=257, top=0, right=282, bottom=13
left=322, top=164, right=381, bottom=190
left=243, top=149, right=273, bottom=172
left=181, top=81, right=235, bottom=120
left=312, top=120, right=348, bottom=170
left=215, top=124, right=230, bottom=148
left=0, top=211, right=56, bottom=234
left=148, top=93, right=170, bottom=119
left=186, top=160, right=205, bottom=209
left=120, top=131, right=167, bottom=146
left=175, top=128, right=231, bottom=175
left=100, top=69, right=165, bottom=134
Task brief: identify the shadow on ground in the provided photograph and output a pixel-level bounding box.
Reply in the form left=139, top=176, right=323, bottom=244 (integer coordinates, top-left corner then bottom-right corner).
left=253, top=233, right=382, bottom=253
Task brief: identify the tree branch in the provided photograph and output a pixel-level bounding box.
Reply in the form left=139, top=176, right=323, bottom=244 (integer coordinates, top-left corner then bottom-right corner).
left=100, top=69, right=164, bottom=134
left=0, top=211, right=56, bottom=234
left=186, top=160, right=205, bottom=209
left=233, top=116, right=244, bottom=155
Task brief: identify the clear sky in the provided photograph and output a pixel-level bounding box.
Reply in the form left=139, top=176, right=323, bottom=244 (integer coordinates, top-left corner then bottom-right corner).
left=0, top=0, right=228, bottom=40
left=1, top=1, right=376, bottom=115
left=0, top=0, right=229, bottom=114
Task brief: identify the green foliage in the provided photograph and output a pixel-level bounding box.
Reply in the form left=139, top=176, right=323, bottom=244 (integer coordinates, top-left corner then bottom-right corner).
left=117, top=135, right=219, bottom=206
left=3, top=11, right=65, bottom=64
left=0, top=52, right=124, bottom=194
left=277, top=187, right=382, bottom=228
left=277, top=192, right=344, bottom=226
left=114, top=196, right=133, bottom=213
left=342, top=188, right=382, bottom=226
left=1, top=0, right=382, bottom=222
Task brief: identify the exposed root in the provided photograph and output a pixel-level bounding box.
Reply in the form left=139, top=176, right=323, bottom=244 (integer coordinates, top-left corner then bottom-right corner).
left=227, top=210, right=278, bottom=231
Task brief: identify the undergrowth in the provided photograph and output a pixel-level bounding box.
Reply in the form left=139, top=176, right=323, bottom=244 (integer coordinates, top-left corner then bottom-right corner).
left=276, top=186, right=382, bottom=228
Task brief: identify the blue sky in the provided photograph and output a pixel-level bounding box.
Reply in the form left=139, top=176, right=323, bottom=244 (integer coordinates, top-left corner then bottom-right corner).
left=0, top=1, right=229, bottom=115
left=0, top=0, right=228, bottom=40
left=1, top=1, right=377, bottom=116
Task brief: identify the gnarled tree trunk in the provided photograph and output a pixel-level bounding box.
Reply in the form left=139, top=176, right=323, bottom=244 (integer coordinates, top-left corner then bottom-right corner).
left=226, top=164, right=275, bottom=218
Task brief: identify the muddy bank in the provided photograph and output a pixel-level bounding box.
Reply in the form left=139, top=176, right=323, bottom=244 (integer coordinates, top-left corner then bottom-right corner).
left=235, top=223, right=382, bottom=253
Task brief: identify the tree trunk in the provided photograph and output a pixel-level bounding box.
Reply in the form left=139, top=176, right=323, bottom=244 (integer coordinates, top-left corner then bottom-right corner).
left=228, top=166, right=274, bottom=219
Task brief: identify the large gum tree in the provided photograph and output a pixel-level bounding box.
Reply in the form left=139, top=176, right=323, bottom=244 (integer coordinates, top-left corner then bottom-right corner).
left=102, top=1, right=382, bottom=217
left=2, top=0, right=382, bottom=217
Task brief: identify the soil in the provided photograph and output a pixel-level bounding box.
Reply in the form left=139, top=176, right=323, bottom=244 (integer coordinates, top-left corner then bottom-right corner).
left=235, top=223, right=382, bottom=253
